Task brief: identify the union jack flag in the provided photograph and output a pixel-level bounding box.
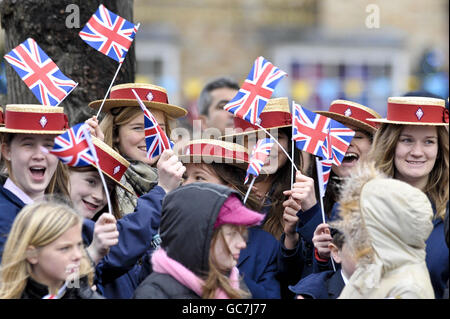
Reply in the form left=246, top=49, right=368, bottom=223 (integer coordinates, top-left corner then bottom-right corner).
left=317, top=158, right=333, bottom=198
left=224, top=56, right=287, bottom=125
left=79, top=4, right=138, bottom=63
left=245, top=138, right=274, bottom=184
left=132, top=89, right=173, bottom=158
left=292, top=102, right=331, bottom=160
left=50, top=123, right=97, bottom=167
left=4, top=38, right=78, bottom=106
left=327, top=119, right=355, bottom=166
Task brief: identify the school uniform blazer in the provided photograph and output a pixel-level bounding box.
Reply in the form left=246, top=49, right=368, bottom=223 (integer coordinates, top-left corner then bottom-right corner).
left=288, top=270, right=345, bottom=299
left=82, top=185, right=166, bottom=299
left=237, top=226, right=281, bottom=299
left=0, top=184, right=26, bottom=262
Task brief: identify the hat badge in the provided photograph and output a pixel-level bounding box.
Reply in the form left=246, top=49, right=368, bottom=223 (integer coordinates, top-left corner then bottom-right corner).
left=416, top=107, right=424, bottom=120
left=113, top=165, right=121, bottom=175
left=344, top=108, right=352, bottom=117
left=39, top=116, right=48, bottom=128
left=146, top=92, right=154, bottom=101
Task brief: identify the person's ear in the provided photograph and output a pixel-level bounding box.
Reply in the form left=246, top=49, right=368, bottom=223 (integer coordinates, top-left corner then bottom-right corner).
left=329, top=243, right=341, bottom=264
left=1, top=143, right=11, bottom=162
left=26, top=246, right=39, bottom=265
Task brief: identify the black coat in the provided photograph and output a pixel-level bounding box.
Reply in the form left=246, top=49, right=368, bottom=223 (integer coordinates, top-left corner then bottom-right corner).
left=21, top=276, right=104, bottom=299
left=134, top=183, right=242, bottom=299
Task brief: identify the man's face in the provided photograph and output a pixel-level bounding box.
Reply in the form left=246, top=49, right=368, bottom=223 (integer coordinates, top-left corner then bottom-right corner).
left=206, top=87, right=238, bottom=134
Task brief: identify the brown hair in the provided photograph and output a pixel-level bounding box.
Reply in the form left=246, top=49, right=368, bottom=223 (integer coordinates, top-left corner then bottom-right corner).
left=100, top=106, right=173, bottom=159
left=67, top=165, right=121, bottom=220
left=368, top=123, right=449, bottom=219
left=202, top=225, right=250, bottom=299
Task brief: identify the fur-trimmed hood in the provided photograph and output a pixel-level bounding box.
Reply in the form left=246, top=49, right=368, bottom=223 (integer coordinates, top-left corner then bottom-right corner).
left=331, top=162, right=434, bottom=298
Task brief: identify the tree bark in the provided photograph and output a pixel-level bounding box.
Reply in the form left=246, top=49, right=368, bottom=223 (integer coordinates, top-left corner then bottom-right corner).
left=0, top=0, right=135, bottom=125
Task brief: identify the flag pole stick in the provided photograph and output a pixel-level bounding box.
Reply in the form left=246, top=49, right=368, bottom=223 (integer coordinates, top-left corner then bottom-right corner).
left=291, top=105, right=295, bottom=188
left=243, top=175, right=256, bottom=204
left=315, top=156, right=336, bottom=271
left=255, top=124, right=298, bottom=173
left=95, top=23, right=141, bottom=118
left=82, top=125, right=113, bottom=215
left=95, top=62, right=123, bottom=118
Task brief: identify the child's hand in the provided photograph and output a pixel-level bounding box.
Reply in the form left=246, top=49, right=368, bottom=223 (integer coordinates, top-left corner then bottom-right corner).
left=157, top=149, right=185, bottom=194
left=85, top=116, right=104, bottom=141
left=86, top=213, right=119, bottom=264
left=312, top=223, right=332, bottom=260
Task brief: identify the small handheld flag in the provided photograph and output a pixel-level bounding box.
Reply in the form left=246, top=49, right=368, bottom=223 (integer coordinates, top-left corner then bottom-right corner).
left=292, top=102, right=331, bottom=160
left=131, top=89, right=173, bottom=159
left=50, top=123, right=97, bottom=167
left=79, top=4, right=138, bottom=63
left=224, top=56, right=287, bottom=125
left=243, top=138, right=274, bottom=204
left=4, top=38, right=78, bottom=106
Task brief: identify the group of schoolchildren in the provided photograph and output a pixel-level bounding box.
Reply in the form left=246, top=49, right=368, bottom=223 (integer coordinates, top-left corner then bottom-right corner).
left=0, top=77, right=448, bottom=299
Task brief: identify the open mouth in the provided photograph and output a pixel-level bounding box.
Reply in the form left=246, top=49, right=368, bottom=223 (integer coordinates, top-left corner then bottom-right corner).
left=342, top=152, right=359, bottom=165
left=138, top=145, right=147, bottom=152
left=29, top=166, right=46, bottom=181
left=406, top=160, right=426, bottom=166
left=82, top=199, right=99, bottom=212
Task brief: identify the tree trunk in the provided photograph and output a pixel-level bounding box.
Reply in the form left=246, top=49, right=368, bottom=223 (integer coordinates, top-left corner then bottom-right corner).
left=0, top=0, right=135, bottom=125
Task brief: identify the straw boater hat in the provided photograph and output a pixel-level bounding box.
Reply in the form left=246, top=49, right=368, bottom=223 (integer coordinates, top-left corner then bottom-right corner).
left=90, top=136, right=134, bottom=194
left=88, top=83, right=187, bottom=119
left=315, top=100, right=381, bottom=134
left=0, top=104, right=68, bottom=134
left=178, top=139, right=249, bottom=170
left=367, top=96, right=449, bottom=126
left=221, top=97, right=292, bottom=139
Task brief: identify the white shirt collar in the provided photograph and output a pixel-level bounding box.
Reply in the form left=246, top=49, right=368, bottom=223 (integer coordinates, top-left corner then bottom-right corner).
left=4, top=178, right=34, bottom=205
left=341, top=269, right=350, bottom=286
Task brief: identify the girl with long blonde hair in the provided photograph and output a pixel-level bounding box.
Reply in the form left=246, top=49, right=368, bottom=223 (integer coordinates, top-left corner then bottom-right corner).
left=0, top=200, right=101, bottom=299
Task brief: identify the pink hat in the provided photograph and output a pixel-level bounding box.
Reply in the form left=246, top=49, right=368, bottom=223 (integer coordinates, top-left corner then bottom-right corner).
left=214, top=195, right=265, bottom=229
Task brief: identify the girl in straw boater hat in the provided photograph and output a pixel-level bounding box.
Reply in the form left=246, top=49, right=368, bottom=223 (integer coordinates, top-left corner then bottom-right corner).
left=88, top=83, right=187, bottom=215
left=221, top=97, right=317, bottom=298
left=0, top=104, right=70, bottom=257
left=135, top=139, right=281, bottom=299
left=0, top=200, right=103, bottom=299
left=366, top=96, right=449, bottom=298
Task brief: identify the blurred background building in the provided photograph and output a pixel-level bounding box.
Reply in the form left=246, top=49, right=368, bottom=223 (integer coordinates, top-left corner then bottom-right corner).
left=1, top=0, right=449, bottom=122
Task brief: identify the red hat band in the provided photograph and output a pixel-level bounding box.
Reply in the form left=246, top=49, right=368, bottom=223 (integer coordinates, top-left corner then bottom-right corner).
left=233, top=111, right=291, bottom=132
left=387, top=102, right=449, bottom=124
left=4, top=110, right=69, bottom=131
left=110, top=87, right=169, bottom=104
left=186, top=143, right=249, bottom=163
left=329, top=103, right=379, bottom=129
left=95, top=145, right=127, bottom=183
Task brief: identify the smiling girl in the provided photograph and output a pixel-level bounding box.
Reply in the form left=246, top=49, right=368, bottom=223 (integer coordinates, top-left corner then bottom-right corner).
left=367, top=96, right=449, bottom=298
left=0, top=105, right=69, bottom=257
left=88, top=83, right=187, bottom=215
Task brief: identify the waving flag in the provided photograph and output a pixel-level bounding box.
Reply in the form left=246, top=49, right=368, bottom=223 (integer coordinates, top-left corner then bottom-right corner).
left=245, top=138, right=274, bottom=184
left=317, top=158, right=333, bottom=198
left=327, top=119, right=355, bottom=166
left=50, top=123, right=97, bottom=167
left=224, top=56, right=287, bottom=125
left=4, top=38, right=78, bottom=106
left=132, top=89, right=173, bottom=158
left=79, top=4, right=138, bottom=63
left=292, top=102, right=331, bottom=159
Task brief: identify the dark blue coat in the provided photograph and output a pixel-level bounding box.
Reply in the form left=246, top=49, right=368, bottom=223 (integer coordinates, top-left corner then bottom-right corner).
left=238, top=226, right=281, bottom=299
left=82, top=185, right=165, bottom=299
left=0, top=185, right=26, bottom=262
left=288, top=270, right=344, bottom=299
